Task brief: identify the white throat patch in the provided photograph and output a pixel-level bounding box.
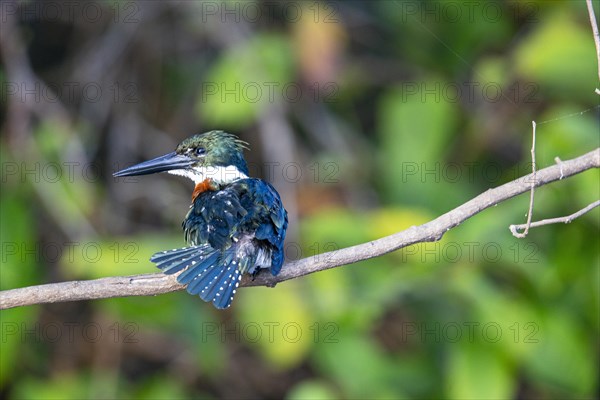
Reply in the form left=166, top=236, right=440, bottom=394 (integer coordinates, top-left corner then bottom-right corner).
left=168, top=165, right=248, bottom=185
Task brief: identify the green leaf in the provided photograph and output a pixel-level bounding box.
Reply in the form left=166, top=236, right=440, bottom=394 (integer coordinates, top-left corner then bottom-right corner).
left=12, top=372, right=104, bottom=400
left=524, top=312, right=595, bottom=395
left=446, top=342, right=514, bottom=399
left=314, top=335, right=402, bottom=398
left=377, top=81, right=460, bottom=208
left=514, top=12, right=597, bottom=99
left=300, top=207, right=369, bottom=249
left=59, top=235, right=183, bottom=279
left=235, top=280, right=313, bottom=368
left=198, top=34, right=294, bottom=128
left=286, top=380, right=339, bottom=400
left=135, top=375, right=188, bottom=399
left=0, top=147, right=40, bottom=388
left=535, top=105, right=600, bottom=165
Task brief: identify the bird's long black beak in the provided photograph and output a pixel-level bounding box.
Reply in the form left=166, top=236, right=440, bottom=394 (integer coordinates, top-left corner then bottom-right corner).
left=113, top=152, right=194, bottom=177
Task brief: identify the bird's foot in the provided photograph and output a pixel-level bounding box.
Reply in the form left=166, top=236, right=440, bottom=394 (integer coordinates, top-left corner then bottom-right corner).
left=250, top=268, right=261, bottom=281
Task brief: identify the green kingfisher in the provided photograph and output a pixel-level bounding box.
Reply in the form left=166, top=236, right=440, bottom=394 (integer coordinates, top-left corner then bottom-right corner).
left=114, top=130, right=288, bottom=309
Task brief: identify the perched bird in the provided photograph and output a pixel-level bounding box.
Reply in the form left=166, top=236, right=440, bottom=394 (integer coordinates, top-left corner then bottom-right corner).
left=114, top=131, right=288, bottom=309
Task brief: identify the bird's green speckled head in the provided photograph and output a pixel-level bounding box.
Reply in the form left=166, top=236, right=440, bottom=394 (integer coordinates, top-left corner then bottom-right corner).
left=175, top=130, right=249, bottom=174
left=113, top=130, right=250, bottom=184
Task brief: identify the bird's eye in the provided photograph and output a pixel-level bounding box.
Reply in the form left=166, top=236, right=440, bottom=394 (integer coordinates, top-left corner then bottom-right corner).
left=195, top=147, right=206, bottom=157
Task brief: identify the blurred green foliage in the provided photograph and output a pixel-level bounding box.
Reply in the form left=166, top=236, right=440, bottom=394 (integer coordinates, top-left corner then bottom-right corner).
left=1, top=1, right=598, bottom=399
left=199, top=34, right=295, bottom=128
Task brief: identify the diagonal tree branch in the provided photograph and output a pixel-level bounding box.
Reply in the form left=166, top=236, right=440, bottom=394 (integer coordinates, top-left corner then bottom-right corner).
left=1, top=148, right=599, bottom=310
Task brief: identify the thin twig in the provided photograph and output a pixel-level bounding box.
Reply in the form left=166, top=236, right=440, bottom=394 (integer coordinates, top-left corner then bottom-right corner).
left=586, top=0, right=600, bottom=83
left=510, top=200, right=600, bottom=235
left=512, top=121, right=537, bottom=238
left=1, top=148, right=598, bottom=310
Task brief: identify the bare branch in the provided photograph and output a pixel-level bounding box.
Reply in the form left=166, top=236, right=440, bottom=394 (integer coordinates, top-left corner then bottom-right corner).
left=1, top=148, right=599, bottom=310
left=510, top=200, right=600, bottom=235
left=510, top=0, right=600, bottom=236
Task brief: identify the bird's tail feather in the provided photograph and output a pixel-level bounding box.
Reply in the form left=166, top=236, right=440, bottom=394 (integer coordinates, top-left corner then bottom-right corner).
left=150, top=245, right=242, bottom=309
